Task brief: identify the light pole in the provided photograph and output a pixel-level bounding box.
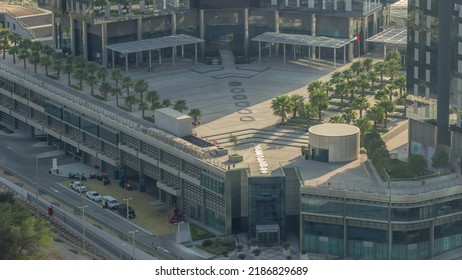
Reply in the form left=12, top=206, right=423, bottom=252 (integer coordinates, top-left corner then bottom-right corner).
left=123, top=198, right=132, bottom=219
left=128, top=230, right=138, bottom=260
left=384, top=169, right=392, bottom=260
left=79, top=205, right=88, bottom=250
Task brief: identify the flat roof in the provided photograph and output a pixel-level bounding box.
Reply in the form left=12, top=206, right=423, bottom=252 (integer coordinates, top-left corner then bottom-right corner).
left=366, top=27, right=407, bottom=46
left=309, top=124, right=359, bottom=137
left=251, top=32, right=356, bottom=49
left=105, top=34, right=204, bottom=54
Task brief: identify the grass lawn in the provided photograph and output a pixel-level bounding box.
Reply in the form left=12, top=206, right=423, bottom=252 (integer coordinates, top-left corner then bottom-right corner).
left=200, top=236, right=235, bottom=256
left=190, top=223, right=215, bottom=241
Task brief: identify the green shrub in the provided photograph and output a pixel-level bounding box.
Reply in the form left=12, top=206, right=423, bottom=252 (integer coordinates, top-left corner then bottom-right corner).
left=202, top=239, right=213, bottom=247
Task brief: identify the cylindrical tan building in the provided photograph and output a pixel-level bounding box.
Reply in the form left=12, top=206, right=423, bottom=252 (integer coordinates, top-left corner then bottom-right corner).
left=308, top=124, right=360, bottom=162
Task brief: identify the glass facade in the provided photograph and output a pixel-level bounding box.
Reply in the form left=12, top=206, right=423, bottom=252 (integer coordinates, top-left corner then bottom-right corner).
left=301, top=194, right=462, bottom=259
left=248, top=176, right=285, bottom=241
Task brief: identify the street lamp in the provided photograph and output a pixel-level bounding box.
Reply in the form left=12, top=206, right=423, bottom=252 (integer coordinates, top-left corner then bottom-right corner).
left=123, top=198, right=132, bottom=219
left=79, top=205, right=88, bottom=250
left=128, top=229, right=138, bottom=260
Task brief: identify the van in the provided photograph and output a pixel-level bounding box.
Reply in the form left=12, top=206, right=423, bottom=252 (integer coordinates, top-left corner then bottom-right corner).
left=102, top=195, right=119, bottom=210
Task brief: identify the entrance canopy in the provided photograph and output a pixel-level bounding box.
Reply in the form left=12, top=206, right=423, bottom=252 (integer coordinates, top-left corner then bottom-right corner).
left=106, top=34, right=204, bottom=72
left=366, top=27, right=407, bottom=57
left=251, top=32, right=356, bottom=68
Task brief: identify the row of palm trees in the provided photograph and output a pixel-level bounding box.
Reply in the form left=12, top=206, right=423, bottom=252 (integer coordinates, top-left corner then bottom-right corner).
left=271, top=51, right=407, bottom=143
left=0, top=29, right=203, bottom=125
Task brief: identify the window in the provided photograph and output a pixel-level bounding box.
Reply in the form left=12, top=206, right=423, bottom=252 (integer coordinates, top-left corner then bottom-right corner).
left=426, top=32, right=431, bottom=46
left=416, top=0, right=419, bottom=8
left=425, top=70, right=430, bottom=82
left=415, top=31, right=419, bottom=43
left=459, top=61, right=462, bottom=73
left=414, top=48, right=419, bottom=61
left=426, top=51, right=430, bottom=64
left=426, top=16, right=431, bottom=28
left=459, top=42, right=462, bottom=55
left=415, top=13, right=419, bottom=25
left=414, top=66, right=419, bottom=79
left=426, top=0, right=431, bottom=10
left=459, top=24, right=462, bottom=37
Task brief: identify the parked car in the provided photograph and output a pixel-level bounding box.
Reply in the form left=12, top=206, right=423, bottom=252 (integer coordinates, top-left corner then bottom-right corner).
left=86, top=191, right=102, bottom=202
left=102, top=195, right=119, bottom=210
left=70, top=181, right=87, bottom=193
left=118, top=204, right=136, bottom=219
left=256, top=192, right=276, bottom=202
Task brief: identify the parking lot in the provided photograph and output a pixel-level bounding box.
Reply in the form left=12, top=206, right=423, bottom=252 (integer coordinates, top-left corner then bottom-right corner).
left=61, top=178, right=176, bottom=236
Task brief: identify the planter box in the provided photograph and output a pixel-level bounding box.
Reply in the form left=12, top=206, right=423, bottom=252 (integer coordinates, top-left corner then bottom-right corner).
left=283, top=249, right=290, bottom=256
left=229, top=154, right=243, bottom=163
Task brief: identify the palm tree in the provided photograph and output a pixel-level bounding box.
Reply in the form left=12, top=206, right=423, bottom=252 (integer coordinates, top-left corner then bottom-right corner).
left=385, top=59, right=401, bottom=81
left=289, top=94, right=304, bottom=118
left=376, top=98, right=396, bottom=127
left=86, top=61, right=99, bottom=76
left=146, top=90, right=161, bottom=110
left=99, top=81, right=112, bottom=101
left=351, top=96, right=370, bottom=118
left=86, top=74, right=98, bottom=95
left=299, top=101, right=316, bottom=129
left=330, top=71, right=343, bottom=86
left=351, top=60, right=363, bottom=76
left=139, top=101, right=149, bottom=118
left=121, top=76, right=132, bottom=96
left=52, top=52, right=64, bottom=79
left=367, top=106, right=385, bottom=130
left=271, top=95, right=291, bottom=124
left=8, top=32, right=22, bottom=64
left=374, top=88, right=388, bottom=101
left=73, top=56, right=87, bottom=68
left=310, top=91, right=329, bottom=121
left=354, top=117, right=373, bottom=146
left=28, top=41, right=43, bottom=73
left=162, top=99, right=171, bottom=108
left=329, top=115, right=345, bottom=123
left=18, top=39, right=32, bottom=68
left=374, top=62, right=387, bottom=84
left=111, top=86, right=122, bottom=107
left=342, top=107, right=358, bottom=124
left=397, top=93, right=408, bottom=115
left=73, top=67, right=87, bottom=90
left=189, top=108, right=202, bottom=126
left=342, top=68, right=353, bottom=82
left=111, top=68, right=122, bottom=88
left=307, top=80, right=323, bottom=96
left=63, top=56, right=74, bottom=86
left=347, top=78, right=358, bottom=101
left=383, top=84, right=397, bottom=102
left=323, top=81, right=335, bottom=96
left=173, top=99, right=188, bottom=113
left=367, top=69, right=378, bottom=90
left=125, top=95, right=138, bottom=112
left=39, top=53, right=53, bottom=76
left=393, top=75, right=407, bottom=96
left=334, top=80, right=348, bottom=107
left=356, top=74, right=369, bottom=97
left=363, top=58, right=374, bottom=72
left=133, top=79, right=149, bottom=102
left=97, top=67, right=109, bottom=82
left=0, top=28, right=9, bottom=59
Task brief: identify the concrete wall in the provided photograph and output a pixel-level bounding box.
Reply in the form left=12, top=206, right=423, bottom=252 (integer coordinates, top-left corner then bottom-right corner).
left=154, top=108, right=192, bottom=137
left=310, top=133, right=359, bottom=162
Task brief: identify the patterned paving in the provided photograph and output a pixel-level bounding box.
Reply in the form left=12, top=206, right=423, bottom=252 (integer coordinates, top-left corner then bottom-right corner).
left=61, top=179, right=176, bottom=236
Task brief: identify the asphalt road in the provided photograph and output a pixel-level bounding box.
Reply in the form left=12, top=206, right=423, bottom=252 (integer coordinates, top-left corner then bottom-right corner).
left=0, top=134, right=204, bottom=260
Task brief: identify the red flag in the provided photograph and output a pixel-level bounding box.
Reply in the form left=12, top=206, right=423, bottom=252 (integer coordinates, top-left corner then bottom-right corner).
left=356, top=34, right=360, bottom=42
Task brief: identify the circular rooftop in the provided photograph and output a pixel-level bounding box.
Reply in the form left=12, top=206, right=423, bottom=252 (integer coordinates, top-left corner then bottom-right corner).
left=309, top=124, right=359, bottom=137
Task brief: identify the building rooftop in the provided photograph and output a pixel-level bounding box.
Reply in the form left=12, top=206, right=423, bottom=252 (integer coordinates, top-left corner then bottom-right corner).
left=309, top=123, right=359, bottom=137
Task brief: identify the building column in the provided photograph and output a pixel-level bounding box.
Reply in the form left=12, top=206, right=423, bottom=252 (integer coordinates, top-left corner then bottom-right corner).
left=199, top=10, right=205, bottom=59
left=373, top=12, right=378, bottom=35
left=171, top=13, right=177, bottom=35
left=274, top=11, right=280, bottom=54
left=347, top=18, right=354, bottom=61
left=70, top=17, right=76, bottom=56
left=429, top=219, right=435, bottom=258
left=362, top=17, right=368, bottom=54
left=137, top=17, right=143, bottom=67
left=244, top=8, right=249, bottom=58
left=310, top=14, right=316, bottom=59
left=51, top=13, right=57, bottom=49
left=82, top=21, right=88, bottom=59
left=101, top=23, right=108, bottom=67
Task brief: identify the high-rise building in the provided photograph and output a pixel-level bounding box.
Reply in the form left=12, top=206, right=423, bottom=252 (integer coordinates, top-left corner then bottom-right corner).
left=407, top=0, right=462, bottom=170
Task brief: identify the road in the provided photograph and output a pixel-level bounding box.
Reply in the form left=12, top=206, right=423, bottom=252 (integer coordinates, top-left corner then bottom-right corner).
left=0, top=134, right=204, bottom=260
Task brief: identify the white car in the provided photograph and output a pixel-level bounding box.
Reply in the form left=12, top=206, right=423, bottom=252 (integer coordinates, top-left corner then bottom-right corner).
left=70, top=181, right=87, bottom=193
left=86, top=191, right=102, bottom=202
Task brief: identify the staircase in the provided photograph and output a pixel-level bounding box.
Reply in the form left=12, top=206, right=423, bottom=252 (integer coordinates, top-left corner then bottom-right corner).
left=218, top=40, right=235, bottom=68
left=202, top=127, right=309, bottom=148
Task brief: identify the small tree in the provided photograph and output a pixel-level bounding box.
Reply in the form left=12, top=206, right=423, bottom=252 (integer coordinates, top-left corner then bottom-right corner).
left=238, top=253, right=246, bottom=260
left=431, top=148, right=449, bottom=174
left=229, top=133, right=238, bottom=155
left=408, top=154, right=427, bottom=177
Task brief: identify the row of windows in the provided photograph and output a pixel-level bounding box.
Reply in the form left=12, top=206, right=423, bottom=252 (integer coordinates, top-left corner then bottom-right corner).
left=201, top=174, right=224, bottom=195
